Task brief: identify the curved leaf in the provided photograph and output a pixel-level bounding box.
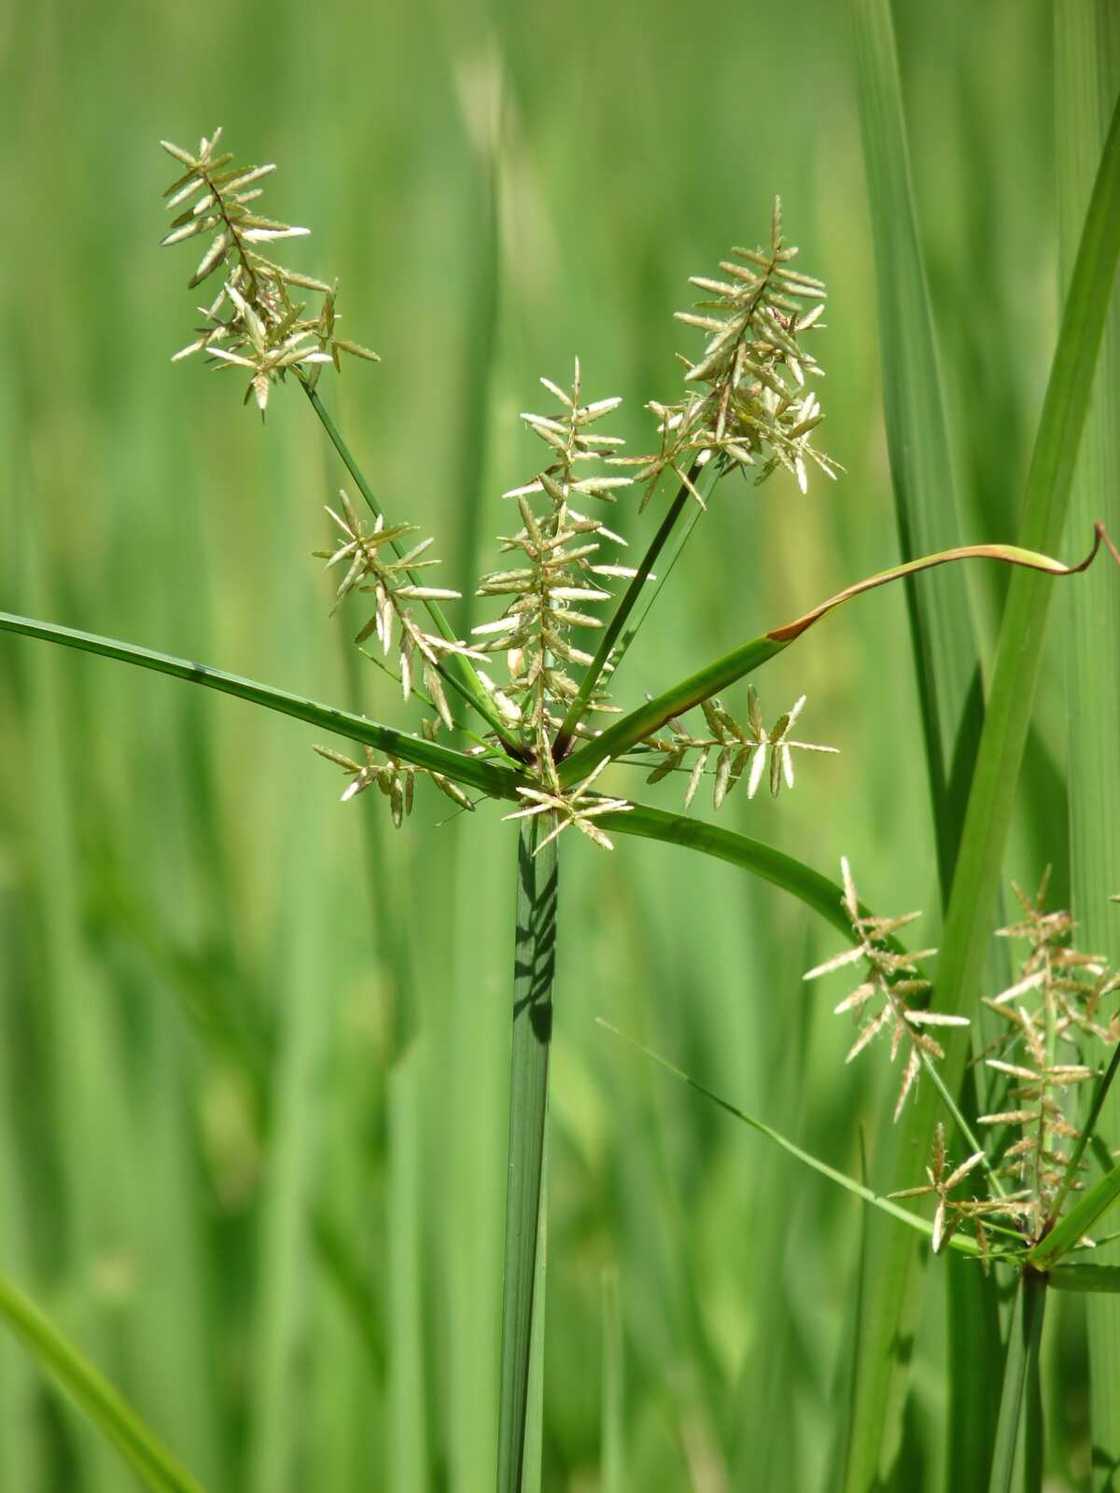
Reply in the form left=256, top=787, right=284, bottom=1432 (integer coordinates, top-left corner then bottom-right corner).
left=559, top=532, right=1105, bottom=787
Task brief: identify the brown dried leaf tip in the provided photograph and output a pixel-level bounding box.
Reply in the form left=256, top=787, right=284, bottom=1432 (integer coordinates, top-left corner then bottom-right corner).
left=160, top=128, right=378, bottom=416
left=804, top=858, right=968, bottom=1119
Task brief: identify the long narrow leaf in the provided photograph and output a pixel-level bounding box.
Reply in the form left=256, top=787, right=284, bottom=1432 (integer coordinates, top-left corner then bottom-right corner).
left=852, top=0, right=982, bottom=893
left=852, top=2, right=1003, bottom=1468
left=839, top=84, right=1120, bottom=1493
left=0, top=1272, right=204, bottom=1493
left=1057, top=1, right=1120, bottom=1477
left=559, top=535, right=1103, bottom=787
left=0, top=611, right=522, bottom=799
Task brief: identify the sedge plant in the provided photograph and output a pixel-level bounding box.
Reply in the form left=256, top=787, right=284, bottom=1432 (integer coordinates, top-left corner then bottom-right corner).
left=0, top=124, right=1117, bottom=1493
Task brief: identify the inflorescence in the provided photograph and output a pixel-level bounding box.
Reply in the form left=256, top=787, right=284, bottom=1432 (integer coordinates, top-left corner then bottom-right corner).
left=810, top=861, right=1120, bottom=1257
left=160, top=131, right=840, bottom=840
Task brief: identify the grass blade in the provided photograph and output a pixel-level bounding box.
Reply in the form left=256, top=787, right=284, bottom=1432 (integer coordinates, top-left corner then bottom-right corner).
left=850, top=7, right=1006, bottom=1466
left=837, top=84, right=1120, bottom=1493
left=1056, top=4, right=1120, bottom=1482
left=0, top=1271, right=204, bottom=1493
left=248, top=806, right=331, bottom=1493
left=497, top=817, right=559, bottom=1493
left=0, top=611, right=522, bottom=799
left=851, top=0, right=982, bottom=892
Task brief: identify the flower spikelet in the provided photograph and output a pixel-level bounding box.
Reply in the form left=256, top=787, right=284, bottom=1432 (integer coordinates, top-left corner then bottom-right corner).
left=473, top=360, right=635, bottom=757
left=160, top=128, right=378, bottom=416
left=314, top=740, right=474, bottom=828
left=804, top=858, right=967, bottom=1119
left=888, top=1124, right=1030, bottom=1260
left=502, top=756, right=632, bottom=853
left=641, top=685, right=837, bottom=811
left=978, top=873, right=1119, bottom=1237
left=316, top=489, right=481, bottom=729
left=614, top=197, right=840, bottom=507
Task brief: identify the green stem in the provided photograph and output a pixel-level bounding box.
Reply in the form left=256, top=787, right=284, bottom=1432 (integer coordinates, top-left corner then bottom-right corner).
left=497, top=817, right=559, bottom=1493
left=0, top=1271, right=205, bottom=1493
left=298, top=376, right=519, bottom=750
left=553, top=460, right=704, bottom=759
left=987, top=1271, right=1047, bottom=1493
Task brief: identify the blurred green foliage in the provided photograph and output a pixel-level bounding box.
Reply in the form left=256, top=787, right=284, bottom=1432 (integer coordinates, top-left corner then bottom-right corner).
left=0, top=1, right=1085, bottom=1487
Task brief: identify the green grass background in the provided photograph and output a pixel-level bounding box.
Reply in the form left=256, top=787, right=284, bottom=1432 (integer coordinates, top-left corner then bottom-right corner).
left=0, top=1, right=1088, bottom=1487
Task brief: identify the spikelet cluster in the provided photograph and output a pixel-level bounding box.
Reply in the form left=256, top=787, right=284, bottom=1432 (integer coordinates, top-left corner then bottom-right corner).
left=614, top=198, right=840, bottom=506
left=977, top=874, right=1120, bottom=1239
left=473, top=362, right=636, bottom=757
left=160, top=128, right=378, bottom=415
left=641, top=687, right=836, bottom=812
left=804, top=859, right=968, bottom=1119
left=314, top=741, right=474, bottom=827
left=316, top=489, right=481, bottom=729
left=888, top=1124, right=1031, bottom=1262
left=503, top=757, right=633, bottom=852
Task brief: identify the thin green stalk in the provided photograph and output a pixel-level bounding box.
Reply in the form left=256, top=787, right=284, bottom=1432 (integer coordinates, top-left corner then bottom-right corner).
left=299, top=377, right=516, bottom=747
left=553, top=460, right=703, bottom=759
left=987, top=1272, right=1047, bottom=1493
left=837, top=87, right=1120, bottom=1493
left=0, top=611, right=522, bottom=800
left=597, top=1020, right=990, bottom=1261
left=0, top=1271, right=204, bottom=1493
left=497, top=816, right=559, bottom=1493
